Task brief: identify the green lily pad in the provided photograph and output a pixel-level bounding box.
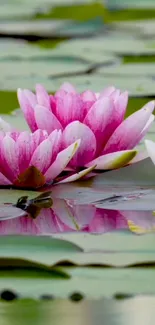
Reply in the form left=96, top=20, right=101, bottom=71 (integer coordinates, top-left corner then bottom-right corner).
left=107, top=0, right=155, bottom=9
left=0, top=19, right=69, bottom=37
left=0, top=3, right=37, bottom=20
left=0, top=267, right=154, bottom=299
left=57, top=37, right=155, bottom=57
left=50, top=42, right=119, bottom=64
left=0, top=232, right=155, bottom=268
left=98, top=63, right=155, bottom=78
left=56, top=18, right=105, bottom=38
left=112, top=19, right=155, bottom=38
left=0, top=59, right=91, bottom=91
left=0, top=235, right=82, bottom=265
left=52, top=74, right=155, bottom=96
left=89, top=158, right=155, bottom=187
left=0, top=39, right=64, bottom=60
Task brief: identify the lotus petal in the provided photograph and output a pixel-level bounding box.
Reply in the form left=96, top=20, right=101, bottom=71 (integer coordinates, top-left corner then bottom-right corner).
left=34, top=105, right=62, bottom=134
left=17, top=88, right=37, bottom=132
left=86, top=150, right=137, bottom=170
left=36, top=84, right=51, bottom=109
left=30, top=139, right=53, bottom=173
left=58, top=165, right=96, bottom=183
left=17, top=131, right=33, bottom=173
left=54, top=93, right=84, bottom=127
left=45, top=140, right=80, bottom=182
left=84, top=97, right=116, bottom=153
left=103, top=101, right=155, bottom=153
left=1, top=135, right=19, bottom=182
left=62, top=121, right=96, bottom=167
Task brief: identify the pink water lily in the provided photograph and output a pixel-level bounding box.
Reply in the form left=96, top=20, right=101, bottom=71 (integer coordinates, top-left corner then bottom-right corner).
left=16, top=83, right=154, bottom=182
left=0, top=129, right=81, bottom=188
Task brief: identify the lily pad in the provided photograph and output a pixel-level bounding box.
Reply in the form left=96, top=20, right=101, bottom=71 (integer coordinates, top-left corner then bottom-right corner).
left=88, top=158, right=155, bottom=187
left=0, top=235, right=82, bottom=265
left=53, top=231, right=155, bottom=254
left=98, top=63, right=155, bottom=78
left=107, top=0, right=155, bottom=9
left=0, top=59, right=91, bottom=91
left=50, top=45, right=119, bottom=65
left=56, top=37, right=155, bottom=57
left=0, top=4, right=38, bottom=20
left=0, top=232, right=155, bottom=267
left=113, top=19, right=155, bottom=38
left=56, top=18, right=105, bottom=38
left=52, top=74, right=155, bottom=96
left=0, top=39, right=64, bottom=60
left=0, top=267, right=154, bottom=299
left=0, top=19, right=70, bottom=37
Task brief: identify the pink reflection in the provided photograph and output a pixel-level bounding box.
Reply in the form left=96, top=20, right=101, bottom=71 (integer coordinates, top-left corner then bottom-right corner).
left=0, top=199, right=154, bottom=235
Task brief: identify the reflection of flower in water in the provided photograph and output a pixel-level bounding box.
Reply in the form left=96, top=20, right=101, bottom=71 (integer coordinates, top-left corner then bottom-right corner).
left=86, top=208, right=128, bottom=233
left=0, top=199, right=154, bottom=235
left=121, top=210, right=155, bottom=234
left=0, top=199, right=127, bottom=235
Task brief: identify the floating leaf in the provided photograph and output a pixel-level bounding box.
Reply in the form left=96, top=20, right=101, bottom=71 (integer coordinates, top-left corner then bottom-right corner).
left=98, top=63, right=155, bottom=78
left=0, top=56, right=92, bottom=92
left=52, top=74, right=155, bottom=96
left=0, top=267, right=154, bottom=299
left=0, top=19, right=69, bottom=37
left=0, top=233, right=153, bottom=267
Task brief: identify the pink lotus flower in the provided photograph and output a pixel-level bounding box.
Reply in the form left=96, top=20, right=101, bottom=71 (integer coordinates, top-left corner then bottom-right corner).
left=0, top=129, right=81, bottom=188
left=17, top=83, right=154, bottom=182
